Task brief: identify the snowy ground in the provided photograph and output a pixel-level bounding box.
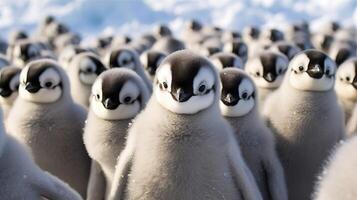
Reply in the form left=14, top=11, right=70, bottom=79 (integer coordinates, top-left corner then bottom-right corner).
left=0, top=0, right=356, bottom=40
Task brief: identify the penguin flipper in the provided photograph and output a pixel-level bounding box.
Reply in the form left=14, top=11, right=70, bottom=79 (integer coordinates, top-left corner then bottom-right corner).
left=227, top=130, right=263, bottom=200
left=262, top=153, right=288, bottom=200
left=87, top=160, right=106, bottom=200
left=108, top=128, right=138, bottom=200
left=33, top=171, right=82, bottom=200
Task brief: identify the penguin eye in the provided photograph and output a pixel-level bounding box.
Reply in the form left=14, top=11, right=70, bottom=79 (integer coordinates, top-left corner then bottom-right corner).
left=95, top=94, right=100, bottom=101
left=298, top=65, right=304, bottom=71
left=123, top=96, right=133, bottom=104
left=241, top=91, right=249, bottom=100
left=160, top=81, right=168, bottom=90
left=197, top=81, right=207, bottom=95
left=44, top=81, right=53, bottom=88
left=255, top=71, right=261, bottom=77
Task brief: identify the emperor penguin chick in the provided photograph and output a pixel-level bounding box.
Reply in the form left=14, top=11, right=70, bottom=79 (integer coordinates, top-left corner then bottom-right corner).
left=151, top=36, right=186, bottom=54
left=335, top=57, right=357, bottom=125
left=105, top=47, right=152, bottom=92
left=0, top=113, right=82, bottom=200
left=67, top=52, right=106, bottom=108
left=139, top=50, right=167, bottom=81
left=245, top=50, right=289, bottom=107
left=0, top=66, right=21, bottom=119
left=313, top=135, right=357, bottom=200
left=262, top=50, right=346, bottom=200
left=219, top=68, right=288, bottom=200
left=7, top=59, right=91, bottom=198
left=269, top=41, right=301, bottom=60
left=209, top=52, right=244, bottom=70
left=84, top=68, right=150, bottom=200
left=109, top=50, right=262, bottom=200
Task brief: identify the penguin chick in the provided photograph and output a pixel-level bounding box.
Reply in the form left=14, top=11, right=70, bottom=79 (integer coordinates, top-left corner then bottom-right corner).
left=210, top=52, right=243, bottom=70
left=313, top=135, right=357, bottom=200
left=312, top=33, right=334, bottom=52
left=329, top=42, right=355, bottom=66
left=0, top=66, right=21, bottom=119
left=67, top=52, right=106, bottom=108
left=223, top=39, right=248, bottom=63
left=220, top=68, right=288, bottom=200
left=58, top=46, right=90, bottom=70
left=269, top=41, right=301, bottom=60
left=84, top=68, right=150, bottom=199
left=7, top=59, right=91, bottom=198
left=335, top=57, right=357, bottom=125
left=242, top=26, right=260, bottom=42
left=0, top=114, right=83, bottom=200
left=262, top=49, right=345, bottom=200
left=260, top=28, right=285, bottom=47
left=109, top=50, right=262, bottom=200
left=153, top=24, right=172, bottom=38
left=221, top=30, right=241, bottom=43
left=140, top=50, right=167, bottom=81
left=245, top=50, right=289, bottom=106
left=105, top=47, right=152, bottom=92
left=151, top=36, right=186, bottom=54
left=12, top=40, right=43, bottom=67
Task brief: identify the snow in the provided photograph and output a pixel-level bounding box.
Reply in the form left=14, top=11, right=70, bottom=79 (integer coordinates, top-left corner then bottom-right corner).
left=0, top=0, right=356, bottom=40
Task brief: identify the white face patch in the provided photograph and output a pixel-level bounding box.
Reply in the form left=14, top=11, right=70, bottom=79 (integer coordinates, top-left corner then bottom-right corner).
left=139, top=52, right=148, bottom=67
left=245, top=58, right=283, bottom=89
left=19, top=67, right=62, bottom=103
left=335, top=60, right=357, bottom=100
left=117, top=51, right=135, bottom=70
left=289, top=53, right=336, bottom=91
left=223, top=42, right=234, bottom=53
left=155, top=65, right=216, bottom=114
left=91, top=80, right=141, bottom=120
left=79, top=58, right=98, bottom=85
left=220, top=79, right=255, bottom=117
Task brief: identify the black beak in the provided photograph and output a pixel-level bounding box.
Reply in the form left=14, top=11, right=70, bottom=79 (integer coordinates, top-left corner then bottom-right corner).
left=102, top=98, right=119, bottom=110
left=221, top=93, right=239, bottom=106
left=171, top=88, right=192, bottom=102
left=352, top=79, right=357, bottom=90
left=0, top=88, right=12, bottom=97
left=25, top=82, right=41, bottom=93
left=307, top=65, right=324, bottom=79
left=263, top=73, right=276, bottom=82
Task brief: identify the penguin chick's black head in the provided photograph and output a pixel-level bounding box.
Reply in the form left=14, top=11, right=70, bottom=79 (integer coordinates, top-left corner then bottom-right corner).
left=0, top=67, right=21, bottom=97
left=141, top=50, right=166, bottom=76
left=158, top=50, right=216, bottom=103
left=259, top=51, right=287, bottom=82
left=108, top=48, right=137, bottom=69
left=22, top=61, right=62, bottom=94
left=100, top=73, right=140, bottom=110
left=220, top=68, right=255, bottom=106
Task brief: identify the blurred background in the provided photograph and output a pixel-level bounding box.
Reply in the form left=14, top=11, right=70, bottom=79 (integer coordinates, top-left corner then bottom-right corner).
left=1, top=0, right=356, bottom=41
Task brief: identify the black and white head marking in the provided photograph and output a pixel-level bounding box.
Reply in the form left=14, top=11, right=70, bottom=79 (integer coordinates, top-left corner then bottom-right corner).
left=77, top=53, right=106, bottom=85
left=106, top=48, right=138, bottom=70
left=0, top=67, right=21, bottom=105
left=19, top=60, right=63, bottom=103
left=223, top=40, right=248, bottom=63
left=329, top=44, right=354, bottom=66
left=140, top=50, right=166, bottom=76
left=210, top=52, right=243, bottom=70
left=155, top=50, right=217, bottom=114
left=261, top=28, right=284, bottom=43
left=289, top=49, right=336, bottom=91
left=270, top=41, right=301, bottom=60
left=13, top=41, right=41, bottom=66
left=219, top=68, right=255, bottom=117
left=335, top=58, right=357, bottom=100
left=91, top=69, right=144, bottom=120
left=246, top=51, right=289, bottom=89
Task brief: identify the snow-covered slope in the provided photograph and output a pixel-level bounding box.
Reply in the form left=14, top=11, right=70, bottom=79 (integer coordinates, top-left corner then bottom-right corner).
left=0, top=0, right=356, bottom=39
